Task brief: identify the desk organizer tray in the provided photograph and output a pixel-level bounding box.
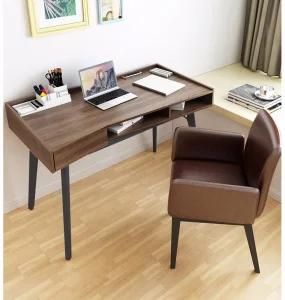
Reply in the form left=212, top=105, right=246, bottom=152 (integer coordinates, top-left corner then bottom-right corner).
left=12, top=85, right=71, bottom=117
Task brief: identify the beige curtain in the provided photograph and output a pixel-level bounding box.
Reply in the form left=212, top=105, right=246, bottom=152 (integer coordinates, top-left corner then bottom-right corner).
left=241, top=0, right=281, bottom=77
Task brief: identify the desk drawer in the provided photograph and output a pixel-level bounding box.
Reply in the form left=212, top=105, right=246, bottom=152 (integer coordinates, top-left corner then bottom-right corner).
left=53, top=128, right=108, bottom=171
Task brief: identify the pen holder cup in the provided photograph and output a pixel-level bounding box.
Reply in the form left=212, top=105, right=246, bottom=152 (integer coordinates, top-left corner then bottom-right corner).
left=48, top=84, right=68, bottom=93
left=36, top=94, right=48, bottom=106
left=36, top=92, right=58, bottom=106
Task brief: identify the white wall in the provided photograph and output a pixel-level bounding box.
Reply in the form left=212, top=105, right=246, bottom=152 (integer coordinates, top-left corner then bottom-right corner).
left=3, top=0, right=247, bottom=212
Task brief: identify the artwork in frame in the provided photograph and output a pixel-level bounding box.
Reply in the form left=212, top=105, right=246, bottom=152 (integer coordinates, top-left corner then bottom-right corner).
left=27, top=0, right=89, bottom=37
left=97, top=0, right=123, bottom=24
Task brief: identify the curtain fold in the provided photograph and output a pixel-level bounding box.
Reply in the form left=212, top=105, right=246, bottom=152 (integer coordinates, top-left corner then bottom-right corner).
left=241, top=0, right=281, bottom=77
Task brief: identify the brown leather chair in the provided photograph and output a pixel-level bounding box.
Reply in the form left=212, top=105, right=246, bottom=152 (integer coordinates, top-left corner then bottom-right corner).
left=168, top=110, right=281, bottom=273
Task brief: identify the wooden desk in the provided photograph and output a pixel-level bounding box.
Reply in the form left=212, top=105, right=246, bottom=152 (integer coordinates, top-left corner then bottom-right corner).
left=5, top=64, right=213, bottom=260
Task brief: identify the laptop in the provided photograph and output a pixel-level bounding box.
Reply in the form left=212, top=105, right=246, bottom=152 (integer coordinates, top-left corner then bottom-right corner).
left=79, top=61, right=137, bottom=110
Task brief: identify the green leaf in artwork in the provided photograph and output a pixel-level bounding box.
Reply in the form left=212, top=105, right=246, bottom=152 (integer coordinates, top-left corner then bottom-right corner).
left=44, top=0, right=77, bottom=19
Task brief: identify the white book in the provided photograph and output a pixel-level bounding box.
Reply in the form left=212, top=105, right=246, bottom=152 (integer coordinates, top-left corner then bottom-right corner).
left=170, top=102, right=185, bottom=111
left=227, top=94, right=281, bottom=110
left=133, top=75, right=185, bottom=96
left=228, top=92, right=281, bottom=109
left=109, top=116, right=143, bottom=134
left=228, top=84, right=281, bottom=108
left=227, top=97, right=281, bottom=114
left=227, top=97, right=259, bottom=112
left=228, top=95, right=262, bottom=110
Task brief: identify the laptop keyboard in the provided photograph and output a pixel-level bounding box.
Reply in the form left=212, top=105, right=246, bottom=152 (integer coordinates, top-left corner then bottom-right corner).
left=87, top=89, right=137, bottom=110
left=88, top=89, right=128, bottom=105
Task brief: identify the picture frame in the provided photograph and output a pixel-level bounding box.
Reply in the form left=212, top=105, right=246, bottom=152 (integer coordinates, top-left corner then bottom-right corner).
left=97, top=0, right=123, bottom=24
left=27, top=0, right=89, bottom=37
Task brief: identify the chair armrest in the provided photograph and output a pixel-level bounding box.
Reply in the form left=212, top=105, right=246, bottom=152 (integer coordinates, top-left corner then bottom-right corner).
left=172, top=127, right=245, bottom=163
left=168, top=179, right=260, bottom=224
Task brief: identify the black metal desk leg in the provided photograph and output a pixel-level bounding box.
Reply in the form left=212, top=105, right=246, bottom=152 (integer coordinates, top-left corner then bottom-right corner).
left=61, top=166, right=72, bottom=260
left=185, top=113, right=196, bottom=127
left=153, top=126, right=157, bottom=152
left=28, top=151, right=38, bottom=210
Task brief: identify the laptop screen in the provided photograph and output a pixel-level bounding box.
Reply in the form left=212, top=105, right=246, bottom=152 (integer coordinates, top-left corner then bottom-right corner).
left=79, top=61, right=118, bottom=99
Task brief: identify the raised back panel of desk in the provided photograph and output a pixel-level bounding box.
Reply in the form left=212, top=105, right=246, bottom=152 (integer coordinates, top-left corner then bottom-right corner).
left=6, top=64, right=213, bottom=172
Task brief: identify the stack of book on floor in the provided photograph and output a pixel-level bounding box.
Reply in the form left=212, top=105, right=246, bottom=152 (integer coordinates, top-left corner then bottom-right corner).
left=108, top=116, right=143, bottom=134
left=226, top=84, right=282, bottom=113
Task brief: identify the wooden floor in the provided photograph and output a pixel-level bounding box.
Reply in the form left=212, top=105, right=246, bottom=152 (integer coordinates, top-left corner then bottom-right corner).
left=4, top=141, right=281, bottom=300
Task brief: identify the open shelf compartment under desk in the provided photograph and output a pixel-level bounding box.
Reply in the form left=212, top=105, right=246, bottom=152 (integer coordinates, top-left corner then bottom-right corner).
left=107, top=93, right=212, bottom=146
left=107, top=107, right=171, bottom=145
left=170, top=93, right=213, bottom=120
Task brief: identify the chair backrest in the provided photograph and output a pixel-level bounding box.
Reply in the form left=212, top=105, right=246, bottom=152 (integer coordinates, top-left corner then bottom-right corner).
left=243, top=110, right=281, bottom=217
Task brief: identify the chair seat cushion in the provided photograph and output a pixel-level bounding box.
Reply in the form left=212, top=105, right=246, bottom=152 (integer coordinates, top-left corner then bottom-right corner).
left=168, top=160, right=260, bottom=224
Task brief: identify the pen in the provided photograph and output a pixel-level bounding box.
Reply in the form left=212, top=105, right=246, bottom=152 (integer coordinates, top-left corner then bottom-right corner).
left=39, top=84, right=47, bottom=94
left=33, top=85, right=41, bottom=96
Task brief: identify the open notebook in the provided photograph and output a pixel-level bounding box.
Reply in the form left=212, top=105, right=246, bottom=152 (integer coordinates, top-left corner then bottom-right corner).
left=133, top=75, right=185, bottom=96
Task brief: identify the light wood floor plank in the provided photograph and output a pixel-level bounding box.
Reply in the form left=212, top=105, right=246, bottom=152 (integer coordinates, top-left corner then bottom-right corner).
left=4, top=140, right=281, bottom=299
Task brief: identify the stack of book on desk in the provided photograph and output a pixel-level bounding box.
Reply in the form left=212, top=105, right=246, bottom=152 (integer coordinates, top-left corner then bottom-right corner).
left=226, top=84, right=282, bottom=113
left=108, top=116, right=143, bottom=134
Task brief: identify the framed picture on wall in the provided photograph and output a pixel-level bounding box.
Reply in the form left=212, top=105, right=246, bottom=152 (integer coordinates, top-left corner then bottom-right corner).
left=97, top=0, right=123, bottom=24
left=27, top=0, right=89, bottom=37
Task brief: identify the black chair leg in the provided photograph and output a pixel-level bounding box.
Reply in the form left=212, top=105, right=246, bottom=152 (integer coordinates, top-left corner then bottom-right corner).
left=244, top=224, right=260, bottom=273
left=170, top=218, right=180, bottom=269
